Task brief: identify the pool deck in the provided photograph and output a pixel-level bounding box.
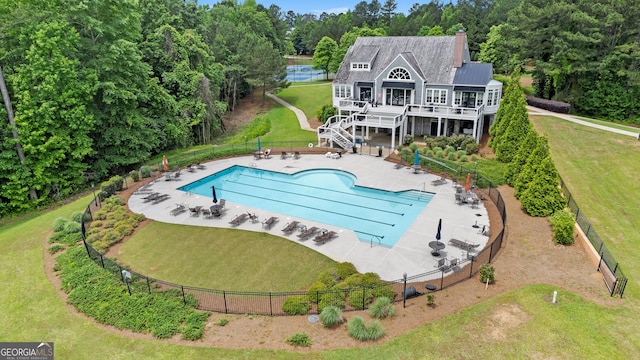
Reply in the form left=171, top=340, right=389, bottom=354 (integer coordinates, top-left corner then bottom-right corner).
left=128, top=152, right=490, bottom=281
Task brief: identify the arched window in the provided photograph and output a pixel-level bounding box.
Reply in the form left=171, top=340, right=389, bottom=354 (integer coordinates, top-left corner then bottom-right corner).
left=388, top=67, right=410, bottom=80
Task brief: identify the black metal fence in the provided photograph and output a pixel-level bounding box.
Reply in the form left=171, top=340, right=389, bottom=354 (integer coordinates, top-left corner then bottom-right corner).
left=79, top=156, right=508, bottom=315
left=559, top=177, right=627, bottom=297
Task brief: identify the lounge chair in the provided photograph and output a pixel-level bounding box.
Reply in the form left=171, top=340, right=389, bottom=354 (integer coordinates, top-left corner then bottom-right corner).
left=170, top=203, right=187, bottom=216
left=247, top=212, right=259, bottom=223
left=280, top=151, right=288, bottom=159
left=394, top=158, right=407, bottom=169
left=142, top=192, right=161, bottom=202
left=201, top=208, right=212, bottom=219
left=313, top=230, right=337, bottom=244
left=263, top=149, right=271, bottom=159
left=431, top=177, right=447, bottom=186
left=262, top=216, right=279, bottom=230
left=281, top=221, right=300, bottom=234
left=448, top=238, right=479, bottom=251
left=186, top=164, right=196, bottom=173
left=294, top=151, right=300, bottom=159
left=253, top=150, right=261, bottom=160
left=325, top=152, right=333, bottom=158
left=297, top=226, right=318, bottom=240
left=196, top=162, right=206, bottom=170
left=229, top=213, right=249, bottom=226
left=152, top=194, right=170, bottom=204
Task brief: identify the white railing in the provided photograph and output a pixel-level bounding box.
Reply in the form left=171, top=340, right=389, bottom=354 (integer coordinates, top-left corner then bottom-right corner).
left=407, top=104, right=484, bottom=119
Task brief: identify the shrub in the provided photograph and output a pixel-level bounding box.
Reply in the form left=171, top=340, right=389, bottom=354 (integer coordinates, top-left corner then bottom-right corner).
left=336, top=262, right=358, bottom=280
left=71, top=211, right=89, bottom=224
left=140, top=166, right=152, bottom=178
left=465, top=142, right=480, bottom=155
left=445, top=145, right=456, bottom=154
left=316, top=104, right=337, bottom=123
left=343, top=273, right=363, bottom=287
left=361, top=272, right=381, bottom=286
left=409, top=143, right=418, bottom=153
left=216, top=318, right=229, bottom=326
left=331, top=282, right=351, bottom=297
left=53, top=218, right=68, bottom=232
left=286, top=333, right=311, bottom=347
left=447, top=152, right=457, bottom=161
left=282, top=295, right=311, bottom=315
left=306, top=281, right=327, bottom=303
left=129, top=170, right=140, bottom=182
left=479, top=263, right=495, bottom=284
left=550, top=208, right=575, bottom=245
left=114, top=224, right=134, bottom=237
left=370, top=284, right=396, bottom=300
left=319, top=306, right=345, bottom=328
left=403, top=134, right=413, bottom=145
left=526, top=95, right=571, bottom=113
left=369, top=297, right=395, bottom=319
left=457, top=150, right=467, bottom=158
left=426, top=294, right=436, bottom=307
left=63, top=221, right=82, bottom=234
left=348, top=288, right=374, bottom=310
left=48, top=244, right=66, bottom=255
left=347, top=316, right=385, bottom=341
left=316, top=269, right=337, bottom=288
left=460, top=155, right=468, bottom=162
left=48, top=232, right=66, bottom=244
left=318, top=292, right=346, bottom=312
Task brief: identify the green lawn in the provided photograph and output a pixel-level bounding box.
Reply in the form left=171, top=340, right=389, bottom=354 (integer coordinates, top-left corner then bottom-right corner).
left=531, top=115, right=640, bottom=298
left=117, top=222, right=336, bottom=292
left=2, top=93, right=640, bottom=358
left=276, top=82, right=332, bottom=120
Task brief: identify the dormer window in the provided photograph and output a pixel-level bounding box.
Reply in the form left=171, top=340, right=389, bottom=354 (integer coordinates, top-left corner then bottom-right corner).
left=351, top=62, right=370, bottom=71
left=388, top=67, right=410, bottom=80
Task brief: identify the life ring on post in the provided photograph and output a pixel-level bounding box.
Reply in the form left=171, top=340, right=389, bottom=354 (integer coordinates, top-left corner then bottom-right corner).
left=308, top=143, right=313, bottom=148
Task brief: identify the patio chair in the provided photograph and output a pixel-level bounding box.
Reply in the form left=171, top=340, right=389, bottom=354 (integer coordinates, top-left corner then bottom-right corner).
left=297, top=226, right=318, bottom=240
left=263, top=149, right=272, bottom=159
left=281, top=221, right=300, bottom=234
left=394, top=158, right=407, bottom=169
left=201, top=208, right=212, bottom=219
left=280, top=151, right=288, bottom=159
left=294, top=151, right=300, bottom=159
left=450, top=258, right=461, bottom=272
left=189, top=206, right=202, bottom=217
left=229, top=213, right=249, bottom=226
left=325, top=151, right=333, bottom=158
left=186, top=164, right=196, bottom=173
left=247, top=212, right=259, bottom=223
left=262, top=216, right=279, bottom=230
left=196, top=162, right=206, bottom=170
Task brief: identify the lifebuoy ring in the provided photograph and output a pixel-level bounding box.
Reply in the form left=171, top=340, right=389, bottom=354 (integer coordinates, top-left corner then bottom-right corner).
left=308, top=143, right=313, bottom=148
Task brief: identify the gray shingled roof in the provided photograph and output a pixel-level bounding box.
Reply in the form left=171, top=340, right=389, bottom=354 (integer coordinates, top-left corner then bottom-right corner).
left=453, top=63, right=493, bottom=86
left=334, top=36, right=459, bottom=85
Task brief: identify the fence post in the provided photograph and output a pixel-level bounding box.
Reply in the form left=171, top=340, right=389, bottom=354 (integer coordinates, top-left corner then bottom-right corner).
left=361, top=286, right=365, bottom=310
left=99, top=254, right=105, bottom=268
left=469, top=258, right=474, bottom=278
left=269, top=293, right=273, bottom=316
left=488, top=241, right=495, bottom=263
left=440, top=270, right=444, bottom=290
left=181, top=286, right=186, bottom=305
left=223, top=290, right=228, bottom=314
left=146, top=278, right=151, bottom=294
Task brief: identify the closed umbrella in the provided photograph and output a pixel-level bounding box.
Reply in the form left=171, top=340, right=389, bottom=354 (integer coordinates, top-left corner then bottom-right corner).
left=162, top=155, right=169, bottom=172
left=465, top=173, right=471, bottom=192
left=436, top=218, right=442, bottom=242
left=414, top=151, right=420, bottom=166
left=211, top=185, right=218, bottom=204
left=257, top=136, right=261, bottom=151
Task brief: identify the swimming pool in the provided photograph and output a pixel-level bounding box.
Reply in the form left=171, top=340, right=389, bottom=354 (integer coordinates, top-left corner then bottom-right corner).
left=178, top=165, right=434, bottom=247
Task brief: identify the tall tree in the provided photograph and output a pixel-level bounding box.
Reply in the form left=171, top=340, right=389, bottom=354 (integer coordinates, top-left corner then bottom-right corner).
left=313, top=36, right=338, bottom=80
left=380, top=0, right=397, bottom=25
left=519, top=156, right=566, bottom=217
left=239, top=35, right=288, bottom=102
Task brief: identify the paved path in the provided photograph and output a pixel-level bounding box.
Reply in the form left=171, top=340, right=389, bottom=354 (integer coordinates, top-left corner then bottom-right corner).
left=527, top=106, right=640, bottom=138
left=266, top=92, right=313, bottom=131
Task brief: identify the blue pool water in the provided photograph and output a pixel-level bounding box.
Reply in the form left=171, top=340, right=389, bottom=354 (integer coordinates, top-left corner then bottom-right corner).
left=178, top=166, right=433, bottom=247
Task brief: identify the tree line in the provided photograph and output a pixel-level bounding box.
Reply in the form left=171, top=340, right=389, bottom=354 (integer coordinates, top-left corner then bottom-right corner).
left=1, top=0, right=639, bottom=216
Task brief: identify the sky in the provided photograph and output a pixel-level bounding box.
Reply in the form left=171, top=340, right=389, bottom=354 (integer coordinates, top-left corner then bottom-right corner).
left=197, top=0, right=421, bottom=16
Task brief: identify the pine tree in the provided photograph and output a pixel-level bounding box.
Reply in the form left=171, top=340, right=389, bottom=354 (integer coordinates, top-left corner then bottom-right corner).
left=514, top=136, right=550, bottom=198
left=519, top=156, right=566, bottom=217
left=494, top=91, right=530, bottom=163
left=505, top=128, right=538, bottom=186
left=488, top=69, right=521, bottom=149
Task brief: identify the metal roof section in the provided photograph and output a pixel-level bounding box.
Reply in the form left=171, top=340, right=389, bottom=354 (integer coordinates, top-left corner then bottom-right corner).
left=453, top=63, right=494, bottom=86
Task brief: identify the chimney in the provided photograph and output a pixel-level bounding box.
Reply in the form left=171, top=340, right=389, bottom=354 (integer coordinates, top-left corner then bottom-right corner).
left=454, top=30, right=466, bottom=68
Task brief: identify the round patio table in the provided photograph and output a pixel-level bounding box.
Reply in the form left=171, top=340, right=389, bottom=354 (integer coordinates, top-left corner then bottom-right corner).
left=428, top=241, right=445, bottom=256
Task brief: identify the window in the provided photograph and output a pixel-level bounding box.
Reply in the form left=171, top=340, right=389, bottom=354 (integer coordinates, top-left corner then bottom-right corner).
left=487, top=89, right=494, bottom=106
left=388, top=67, right=410, bottom=80
left=351, top=62, right=370, bottom=71
left=425, top=89, right=447, bottom=104
left=334, top=85, right=352, bottom=98
left=493, top=89, right=500, bottom=106
left=454, top=92, right=462, bottom=106
left=477, top=92, right=484, bottom=106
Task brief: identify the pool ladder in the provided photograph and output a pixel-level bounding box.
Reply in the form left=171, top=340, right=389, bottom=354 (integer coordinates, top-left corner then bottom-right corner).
left=370, top=235, right=383, bottom=248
